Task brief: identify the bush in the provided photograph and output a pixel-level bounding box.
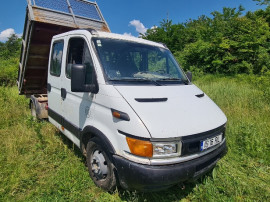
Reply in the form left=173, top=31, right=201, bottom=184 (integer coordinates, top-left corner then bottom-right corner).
left=0, top=57, right=19, bottom=86
left=0, top=34, right=21, bottom=86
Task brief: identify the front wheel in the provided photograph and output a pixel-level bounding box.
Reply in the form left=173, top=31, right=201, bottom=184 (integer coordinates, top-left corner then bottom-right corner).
left=86, top=137, right=117, bottom=191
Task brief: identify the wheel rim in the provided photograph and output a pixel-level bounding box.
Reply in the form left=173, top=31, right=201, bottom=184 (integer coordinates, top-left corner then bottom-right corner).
left=91, top=150, right=108, bottom=180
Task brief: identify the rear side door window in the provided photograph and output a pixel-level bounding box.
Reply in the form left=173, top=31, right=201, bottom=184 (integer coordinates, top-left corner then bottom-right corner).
left=66, top=37, right=94, bottom=84
left=50, top=40, right=64, bottom=77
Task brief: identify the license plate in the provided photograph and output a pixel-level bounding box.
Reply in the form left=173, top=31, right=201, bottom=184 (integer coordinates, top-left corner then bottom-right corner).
left=200, top=134, right=222, bottom=151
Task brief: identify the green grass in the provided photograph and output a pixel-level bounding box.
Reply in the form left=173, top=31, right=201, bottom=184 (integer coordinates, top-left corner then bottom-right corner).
left=0, top=75, right=269, bottom=201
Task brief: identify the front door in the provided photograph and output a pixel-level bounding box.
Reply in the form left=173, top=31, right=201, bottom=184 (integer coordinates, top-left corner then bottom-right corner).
left=61, top=35, right=96, bottom=142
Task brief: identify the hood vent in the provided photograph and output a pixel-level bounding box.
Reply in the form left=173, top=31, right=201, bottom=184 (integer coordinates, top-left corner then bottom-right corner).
left=135, top=98, right=168, bottom=103
left=196, top=93, right=205, bottom=98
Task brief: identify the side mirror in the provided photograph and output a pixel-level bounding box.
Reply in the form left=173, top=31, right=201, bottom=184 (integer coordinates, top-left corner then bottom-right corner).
left=186, top=71, right=192, bottom=82
left=71, top=64, right=99, bottom=93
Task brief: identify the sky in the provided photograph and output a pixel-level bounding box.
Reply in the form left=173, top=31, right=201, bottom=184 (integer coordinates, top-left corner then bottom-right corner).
left=0, top=0, right=266, bottom=42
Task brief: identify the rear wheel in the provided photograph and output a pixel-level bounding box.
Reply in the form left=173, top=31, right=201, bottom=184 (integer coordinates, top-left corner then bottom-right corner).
left=86, top=137, right=117, bottom=191
left=31, top=102, right=37, bottom=120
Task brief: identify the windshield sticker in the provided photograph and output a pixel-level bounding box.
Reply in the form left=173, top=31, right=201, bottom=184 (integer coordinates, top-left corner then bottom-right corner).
left=97, top=40, right=102, bottom=47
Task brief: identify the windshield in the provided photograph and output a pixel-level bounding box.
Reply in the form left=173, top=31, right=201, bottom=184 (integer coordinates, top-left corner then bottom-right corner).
left=92, top=38, right=188, bottom=85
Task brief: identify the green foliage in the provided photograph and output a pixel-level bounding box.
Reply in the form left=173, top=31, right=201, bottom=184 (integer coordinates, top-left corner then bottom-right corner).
left=0, top=57, right=19, bottom=86
left=0, top=75, right=269, bottom=201
left=254, top=0, right=270, bottom=5
left=144, top=6, right=270, bottom=75
left=0, top=34, right=21, bottom=59
left=0, top=34, right=21, bottom=86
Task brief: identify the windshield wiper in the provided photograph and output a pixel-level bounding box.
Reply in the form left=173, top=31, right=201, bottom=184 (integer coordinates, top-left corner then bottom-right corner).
left=156, top=78, right=189, bottom=85
left=108, top=78, right=163, bottom=86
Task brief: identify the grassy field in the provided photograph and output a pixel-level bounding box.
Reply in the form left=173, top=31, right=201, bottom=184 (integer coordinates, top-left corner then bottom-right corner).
left=0, top=75, right=269, bottom=201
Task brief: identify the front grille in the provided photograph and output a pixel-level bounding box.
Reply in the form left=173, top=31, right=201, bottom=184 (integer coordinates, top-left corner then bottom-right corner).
left=181, top=125, right=226, bottom=156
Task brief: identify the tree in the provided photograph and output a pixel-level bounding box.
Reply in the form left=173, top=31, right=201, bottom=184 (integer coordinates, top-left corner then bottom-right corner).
left=143, top=5, right=270, bottom=74
left=253, top=0, right=270, bottom=5
left=5, top=34, right=21, bottom=55
left=0, top=34, right=21, bottom=59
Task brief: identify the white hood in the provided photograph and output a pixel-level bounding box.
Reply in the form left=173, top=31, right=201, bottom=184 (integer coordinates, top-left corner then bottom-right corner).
left=114, top=85, right=227, bottom=138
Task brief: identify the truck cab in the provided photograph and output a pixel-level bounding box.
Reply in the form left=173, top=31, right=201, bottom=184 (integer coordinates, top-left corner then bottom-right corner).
left=47, top=29, right=227, bottom=191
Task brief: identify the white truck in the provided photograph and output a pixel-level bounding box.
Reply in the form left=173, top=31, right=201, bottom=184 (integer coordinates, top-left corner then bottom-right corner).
left=18, top=0, right=227, bottom=191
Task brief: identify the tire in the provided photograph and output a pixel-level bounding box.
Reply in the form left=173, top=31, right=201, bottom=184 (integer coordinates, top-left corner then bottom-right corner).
left=86, top=137, right=117, bottom=191
left=31, top=101, right=37, bottom=120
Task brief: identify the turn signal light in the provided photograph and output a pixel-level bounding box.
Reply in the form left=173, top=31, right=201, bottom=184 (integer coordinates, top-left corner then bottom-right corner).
left=112, top=111, right=121, bottom=119
left=111, top=109, right=130, bottom=121
left=126, top=137, right=153, bottom=158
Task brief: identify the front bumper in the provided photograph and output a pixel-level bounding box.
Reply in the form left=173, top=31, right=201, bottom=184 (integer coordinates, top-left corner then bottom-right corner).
left=113, top=141, right=227, bottom=191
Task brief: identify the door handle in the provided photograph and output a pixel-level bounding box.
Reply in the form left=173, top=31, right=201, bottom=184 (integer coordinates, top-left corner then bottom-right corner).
left=61, top=88, right=67, bottom=99
left=47, top=83, right=51, bottom=92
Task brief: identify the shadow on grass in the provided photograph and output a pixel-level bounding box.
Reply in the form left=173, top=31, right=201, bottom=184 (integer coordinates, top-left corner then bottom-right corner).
left=53, top=128, right=86, bottom=163
left=118, top=171, right=215, bottom=201
left=27, top=117, right=84, bottom=162
left=117, top=182, right=197, bottom=201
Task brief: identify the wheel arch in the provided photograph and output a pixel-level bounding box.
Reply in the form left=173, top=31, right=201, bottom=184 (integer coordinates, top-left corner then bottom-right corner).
left=80, top=126, right=116, bottom=157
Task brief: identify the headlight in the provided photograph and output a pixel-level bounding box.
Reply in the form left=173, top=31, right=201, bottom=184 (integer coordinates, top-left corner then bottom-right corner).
left=126, top=136, right=181, bottom=158
left=152, top=142, right=181, bottom=158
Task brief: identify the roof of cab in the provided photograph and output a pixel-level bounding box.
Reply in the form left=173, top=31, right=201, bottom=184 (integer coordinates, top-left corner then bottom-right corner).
left=95, top=31, right=166, bottom=48
left=52, top=29, right=166, bottom=49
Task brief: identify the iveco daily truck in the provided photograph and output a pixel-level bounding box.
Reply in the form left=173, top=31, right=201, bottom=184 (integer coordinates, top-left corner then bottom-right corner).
left=18, top=0, right=227, bottom=191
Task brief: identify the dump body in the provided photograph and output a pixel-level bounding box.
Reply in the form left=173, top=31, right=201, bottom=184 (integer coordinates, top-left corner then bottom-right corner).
left=18, top=0, right=110, bottom=95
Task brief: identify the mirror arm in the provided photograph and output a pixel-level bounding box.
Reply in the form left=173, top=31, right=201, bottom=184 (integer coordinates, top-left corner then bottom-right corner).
left=85, top=83, right=99, bottom=94
left=186, top=71, right=192, bottom=82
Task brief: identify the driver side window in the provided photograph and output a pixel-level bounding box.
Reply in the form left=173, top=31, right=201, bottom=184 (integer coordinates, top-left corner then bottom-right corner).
left=66, top=37, right=94, bottom=84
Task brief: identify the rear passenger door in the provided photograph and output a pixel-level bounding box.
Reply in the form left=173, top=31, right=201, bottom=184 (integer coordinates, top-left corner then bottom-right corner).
left=47, top=40, right=65, bottom=125
left=61, top=36, right=96, bottom=134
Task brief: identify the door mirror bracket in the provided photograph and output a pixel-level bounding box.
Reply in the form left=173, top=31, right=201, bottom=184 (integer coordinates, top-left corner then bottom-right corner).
left=186, top=71, right=192, bottom=82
